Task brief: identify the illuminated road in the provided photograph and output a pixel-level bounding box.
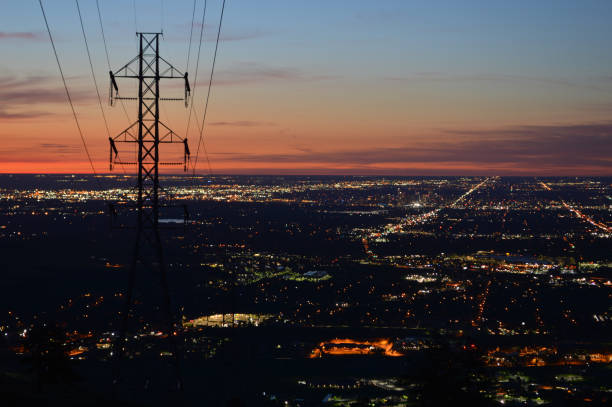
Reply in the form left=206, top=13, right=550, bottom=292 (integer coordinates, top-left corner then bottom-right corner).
left=540, top=181, right=611, bottom=234
left=561, top=202, right=611, bottom=233
left=372, top=177, right=493, bottom=237
left=472, top=279, right=491, bottom=327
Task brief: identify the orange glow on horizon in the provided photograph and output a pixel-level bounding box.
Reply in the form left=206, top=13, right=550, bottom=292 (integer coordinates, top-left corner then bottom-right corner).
left=4, top=160, right=612, bottom=176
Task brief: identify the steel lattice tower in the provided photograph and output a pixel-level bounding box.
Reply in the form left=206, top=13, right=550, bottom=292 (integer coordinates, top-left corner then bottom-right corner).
left=108, top=32, right=190, bottom=391
left=109, top=32, right=190, bottom=230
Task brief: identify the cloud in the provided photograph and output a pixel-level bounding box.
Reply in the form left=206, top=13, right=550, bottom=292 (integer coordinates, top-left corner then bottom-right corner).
left=0, top=31, right=44, bottom=41
left=0, top=109, right=52, bottom=120
left=0, top=74, right=92, bottom=109
left=209, top=121, right=274, bottom=127
left=217, top=31, right=266, bottom=42
left=173, top=63, right=336, bottom=88
left=0, top=143, right=81, bottom=163
left=291, top=146, right=314, bottom=154
left=574, top=102, right=612, bottom=113
left=1, top=89, right=90, bottom=104
left=212, top=122, right=612, bottom=174
left=384, top=72, right=612, bottom=93
left=39, top=143, right=80, bottom=153
left=170, top=23, right=266, bottom=42
left=212, top=63, right=338, bottom=86
left=0, top=75, right=52, bottom=89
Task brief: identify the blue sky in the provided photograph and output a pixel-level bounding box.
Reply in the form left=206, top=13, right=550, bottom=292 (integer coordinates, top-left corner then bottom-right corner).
left=1, top=0, right=611, bottom=174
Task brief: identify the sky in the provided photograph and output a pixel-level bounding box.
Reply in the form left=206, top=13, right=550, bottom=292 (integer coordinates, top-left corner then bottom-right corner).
left=1, top=0, right=612, bottom=175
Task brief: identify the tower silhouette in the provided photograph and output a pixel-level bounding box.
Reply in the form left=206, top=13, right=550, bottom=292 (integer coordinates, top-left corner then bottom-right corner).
left=108, top=32, right=190, bottom=392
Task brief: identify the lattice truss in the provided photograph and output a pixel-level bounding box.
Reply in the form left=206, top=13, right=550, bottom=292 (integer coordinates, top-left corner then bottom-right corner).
left=108, top=33, right=190, bottom=227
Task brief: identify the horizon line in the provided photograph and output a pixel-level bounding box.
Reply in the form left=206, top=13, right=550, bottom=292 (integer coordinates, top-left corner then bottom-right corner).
left=1, top=172, right=610, bottom=178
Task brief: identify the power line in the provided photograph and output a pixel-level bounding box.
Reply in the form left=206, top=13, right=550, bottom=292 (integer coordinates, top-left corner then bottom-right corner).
left=77, top=0, right=128, bottom=178
left=95, top=0, right=111, bottom=71
left=95, top=0, right=131, bottom=124
left=132, top=0, right=139, bottom=51
left=76, top=0, right=111, bottom=141
left=184, top=0, right=207, bottom=160
left=192, top=0, right=227, bottom=176
left=160, top=0, right=165, bottom=33
left=77, top=0, right=127, bottom=176
left=186, top=0, right=197, bottom=73
left=95, top=0, right=132, bottom=176
left=38, top=0, right=98, bottom=177
left=133, top=0, right=138, bottom=34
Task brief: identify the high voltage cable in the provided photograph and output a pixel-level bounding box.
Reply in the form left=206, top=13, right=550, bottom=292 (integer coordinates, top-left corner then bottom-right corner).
left=131, top=0, right=139, bottom=52
left=76, top=0, right=127, bottom=177
left=182, top=0, right=198, bottom=183
left=185, top=0, right=197, bottom=73
left=95, top=0, right=111, bottom=72
left=96, top=0, right=133, bottom=177
left=96, top=0, right=131, bottom=124
left=38, top=0, right=98, bottom=178
left=160, top=0, right=165, bottom=33
left=192, top=0, right=227, bottom=176
left=76, top=1, right=111, bottom=144
left=133, top=0, right=138, bottom=34
left=184, top=0, right=207, bottom=160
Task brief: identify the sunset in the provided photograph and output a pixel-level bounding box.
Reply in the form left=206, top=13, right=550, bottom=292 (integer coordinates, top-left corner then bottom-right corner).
left=1, top=1, right=611, bottom=175
left=1, top=1, right=611, bottom=406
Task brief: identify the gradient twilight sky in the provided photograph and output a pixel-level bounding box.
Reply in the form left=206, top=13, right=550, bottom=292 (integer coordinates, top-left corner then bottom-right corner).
left=1, top=0, right=612, bottom=175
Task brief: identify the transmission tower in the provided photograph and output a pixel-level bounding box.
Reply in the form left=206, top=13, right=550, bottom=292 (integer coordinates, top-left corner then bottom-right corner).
left=108, top=32, right=190, bottom=391
left=109, top=32, right=190, bottom=226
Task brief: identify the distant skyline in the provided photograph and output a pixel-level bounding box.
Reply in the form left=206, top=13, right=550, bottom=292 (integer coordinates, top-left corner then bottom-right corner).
left=1, top=0, right=612, bottom=175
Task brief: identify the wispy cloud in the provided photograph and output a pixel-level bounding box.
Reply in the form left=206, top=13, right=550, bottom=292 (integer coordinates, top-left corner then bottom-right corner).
left=217, top=31, right=266, bottom=42
left=0, top=109, right=52, bottom=120
left=0, top=75, right=53, bottom=89
left=385, top=72, right=612, bottom=93
left=0, top=143, right=81, bottom=163
left=209, top=120, right=275, bottom=127
left=1, top=88, right=90, bottom=104
left=212, top=122, right=612, bottom=174
left=39, top=143, right=80, bottom=153
left=0, top=31, right=44, bottom=41
left=0, top=75, right=92, bottom=109
left=170, top=23, right=267, bottom=43
left=212, top=63, right=338, bottom=86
